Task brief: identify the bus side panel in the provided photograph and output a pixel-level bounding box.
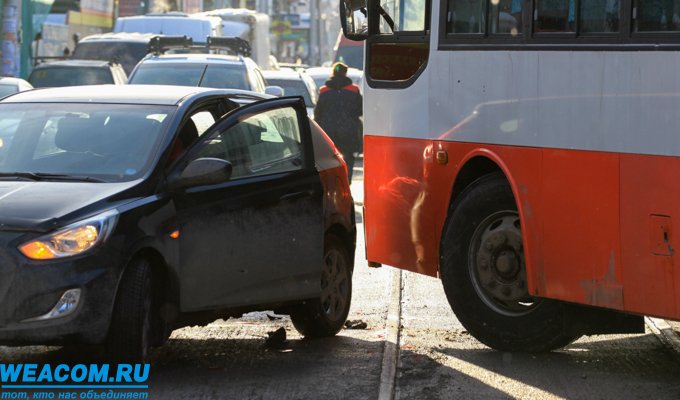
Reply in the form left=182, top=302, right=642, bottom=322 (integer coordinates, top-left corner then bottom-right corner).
left=620, top=155, right=679, bottom=318
left=364, top=135, right=439, bottom=276
left=540, top=149, right=622, bottom=308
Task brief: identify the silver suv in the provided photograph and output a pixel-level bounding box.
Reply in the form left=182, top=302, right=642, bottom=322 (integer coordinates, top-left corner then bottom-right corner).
left=127, top=37, right=279, bottom=95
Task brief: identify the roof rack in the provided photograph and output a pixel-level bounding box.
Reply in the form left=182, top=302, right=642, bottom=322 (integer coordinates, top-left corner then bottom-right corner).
left=206, top=36, right=251, bottom=58
left=147, top=35, right=252, bottom=58
left=148, top=35, right=194, bottom=55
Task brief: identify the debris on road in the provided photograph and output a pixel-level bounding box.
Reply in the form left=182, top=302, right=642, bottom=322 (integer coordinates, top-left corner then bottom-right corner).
left=344, top=320, right=368, bottom=329
left=263, top=327, right=288, bottom=349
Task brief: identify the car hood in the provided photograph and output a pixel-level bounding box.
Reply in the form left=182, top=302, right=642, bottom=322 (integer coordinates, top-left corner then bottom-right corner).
left=0, top=180, right=141, bottom=232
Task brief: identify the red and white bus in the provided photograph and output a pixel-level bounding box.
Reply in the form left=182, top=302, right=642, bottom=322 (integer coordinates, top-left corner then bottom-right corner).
left=340, top=0, right=680, bottom=351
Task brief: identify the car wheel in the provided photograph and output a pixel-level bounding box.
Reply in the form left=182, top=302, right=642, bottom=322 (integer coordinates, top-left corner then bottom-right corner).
left=107, top=258, right=154, bottom=362
left=291, top=235, right=352, bottom=337
left=440, top=172, right=580, bottom=352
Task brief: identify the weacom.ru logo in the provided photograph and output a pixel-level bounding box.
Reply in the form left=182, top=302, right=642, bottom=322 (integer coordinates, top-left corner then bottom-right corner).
left=0, top=364, right=149, bottom=399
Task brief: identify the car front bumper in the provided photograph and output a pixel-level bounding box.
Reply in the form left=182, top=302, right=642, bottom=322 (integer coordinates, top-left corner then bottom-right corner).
left=0, top=238, right=122, bottom=345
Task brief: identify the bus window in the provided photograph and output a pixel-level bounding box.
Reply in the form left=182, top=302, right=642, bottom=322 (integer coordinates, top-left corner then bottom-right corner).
left=380, top=0, right=428, bottom=32
left=447, top=0, right=486, bottom=33
left=490, top=0, right=523, bottom=34
left=534, top=0, right=575, bottom=32
left=581, top=0, right=619, bottom=32
left=634, top=0, right=680, bottom=31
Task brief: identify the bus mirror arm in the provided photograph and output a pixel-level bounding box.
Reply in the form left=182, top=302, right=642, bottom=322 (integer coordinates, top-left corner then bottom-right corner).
left=378, top=5, right=395, bottom=32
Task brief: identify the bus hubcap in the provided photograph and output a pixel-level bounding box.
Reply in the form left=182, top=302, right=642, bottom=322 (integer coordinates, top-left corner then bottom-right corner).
left=471, top=211, right=538, bottom=316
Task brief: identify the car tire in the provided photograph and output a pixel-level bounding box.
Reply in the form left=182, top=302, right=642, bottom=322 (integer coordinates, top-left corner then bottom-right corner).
left=107, top=258, right=154, bottom=362
left=290, top=235, right=352, bottom=337
left=440, top=172, right=580, bottom=352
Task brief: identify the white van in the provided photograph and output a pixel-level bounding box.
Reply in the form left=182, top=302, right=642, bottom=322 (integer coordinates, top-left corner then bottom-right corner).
left=113, top=13, right=222, bottom=43
left=197, top=8, right=271, bottom=69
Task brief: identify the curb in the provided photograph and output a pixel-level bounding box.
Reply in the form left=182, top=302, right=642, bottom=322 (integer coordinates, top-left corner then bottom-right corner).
left=645, top=317, right=680, bottom=360
left=378, top=268, right=402, bottom=400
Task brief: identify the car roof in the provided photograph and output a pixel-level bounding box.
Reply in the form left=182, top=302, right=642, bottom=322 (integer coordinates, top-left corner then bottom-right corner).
left=0, top=77, right=31, bottom=86
left=262, top=69, right=304, bottom=79
left=32, top=60, right=120, bottom=68
left=77, top=32, right=158, bottom=43
left=141, top=53, right=244, bottom=65
left=1, top=84, right=262, bottom=105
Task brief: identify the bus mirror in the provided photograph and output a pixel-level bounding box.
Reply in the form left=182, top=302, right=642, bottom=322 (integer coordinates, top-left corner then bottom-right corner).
left=340, top=0, right=369, bottom=41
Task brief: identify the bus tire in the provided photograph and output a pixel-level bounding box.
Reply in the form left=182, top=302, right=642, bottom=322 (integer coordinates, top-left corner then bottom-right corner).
left=440, top=172, right=580, bottom=352
left=107, top=258, right=155, bottom=362
left=291, top=235, right=352, bottom=337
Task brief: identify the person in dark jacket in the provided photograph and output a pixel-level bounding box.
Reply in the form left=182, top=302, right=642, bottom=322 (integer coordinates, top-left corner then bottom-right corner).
left=314, top=62, right=363, bottom=181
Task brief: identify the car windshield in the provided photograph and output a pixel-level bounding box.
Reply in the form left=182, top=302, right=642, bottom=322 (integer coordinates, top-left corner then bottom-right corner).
left=0, top=103, right=173, bottom=182
left=130, top=63, right=248, bottom=90
left=266, top=78, right=315, bottom=106
left=29, top=67, right=113, bottom=88
left=72, top=42, right=148, bottom=75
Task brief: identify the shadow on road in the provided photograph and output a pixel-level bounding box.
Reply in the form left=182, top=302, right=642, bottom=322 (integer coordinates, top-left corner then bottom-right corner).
left=401, top=333, right=680, bottom=399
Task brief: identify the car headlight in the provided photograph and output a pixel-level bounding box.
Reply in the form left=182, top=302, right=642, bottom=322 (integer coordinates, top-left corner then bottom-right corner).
left=19, top=210, right=118, bottom=260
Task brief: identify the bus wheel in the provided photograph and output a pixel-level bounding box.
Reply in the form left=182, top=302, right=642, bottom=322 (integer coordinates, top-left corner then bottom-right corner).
left=440, top=172, right=580, bottom=352
left=291, top=235, right=352, bottom=337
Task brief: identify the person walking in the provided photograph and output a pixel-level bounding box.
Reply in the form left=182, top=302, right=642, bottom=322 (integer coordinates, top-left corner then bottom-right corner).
left=314, top=62, right=363, bottom=181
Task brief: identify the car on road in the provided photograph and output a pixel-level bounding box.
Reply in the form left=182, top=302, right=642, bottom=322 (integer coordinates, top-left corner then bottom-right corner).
left=305, top=66, right=363, bottom=95
left=0, top=85, right=356, bottom=361
left=28, top=60, right=127, bottom=88
left=0, top=77, right=33, bottom=98
left=113, top=13, right=223, bottom=44
left=71, top=32, right=159, bottom=76
left=128, top=52, right=282, bottom=95
left=263, top=69, right=318, bottom=118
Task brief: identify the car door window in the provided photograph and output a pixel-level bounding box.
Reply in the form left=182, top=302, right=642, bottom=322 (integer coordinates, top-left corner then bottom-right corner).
left=195, top=106, right=303, bottom=179
left=190, top=111, right=216, bottom=136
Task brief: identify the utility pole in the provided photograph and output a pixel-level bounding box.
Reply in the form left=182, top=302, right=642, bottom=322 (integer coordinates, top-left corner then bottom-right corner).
left=2, top=0, right=20, bottom=76
left=19, top=0, right=33, bottom=78
left=309, top=0, right=319, bottom=65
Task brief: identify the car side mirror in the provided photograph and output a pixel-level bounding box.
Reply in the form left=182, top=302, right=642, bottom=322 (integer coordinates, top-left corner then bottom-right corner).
left=340, top=0, right=369, bottom=41
left=170, top=157, right=233, bottom=189
left=265, top=85, right=285, bottom=97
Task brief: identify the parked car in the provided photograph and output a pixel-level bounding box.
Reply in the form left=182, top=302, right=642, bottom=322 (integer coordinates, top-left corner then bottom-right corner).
left=0, top=84, right=356, bottom=361
left=28, top=60, right=127, bottom=88
left=263, top=69, right=318, bottom=118
left=0, top=77, right=33, bottom=98
left=305, top=66, right=363, bottom=95
left=128, top=52, right=281, bottom=95
left=71, top=32, right=158, bottom=75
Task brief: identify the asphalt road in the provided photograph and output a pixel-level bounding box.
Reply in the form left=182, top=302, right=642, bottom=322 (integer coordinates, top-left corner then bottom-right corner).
left=2, top=158, right=680, bottom=399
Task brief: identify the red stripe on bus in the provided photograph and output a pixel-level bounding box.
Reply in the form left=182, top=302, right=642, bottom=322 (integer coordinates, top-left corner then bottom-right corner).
left=365, top=135, right=680, bottom=320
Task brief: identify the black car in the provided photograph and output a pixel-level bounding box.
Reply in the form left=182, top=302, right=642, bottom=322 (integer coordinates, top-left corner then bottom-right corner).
left=71, top=32, right=158, bottom=76
left=28, top=60, right=127, bottom=88
left=0, top=85, right=356, bottom=361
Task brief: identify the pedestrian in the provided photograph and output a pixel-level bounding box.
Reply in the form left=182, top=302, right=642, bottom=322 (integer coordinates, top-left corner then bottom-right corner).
left=314, top=62, right=363, bottom=181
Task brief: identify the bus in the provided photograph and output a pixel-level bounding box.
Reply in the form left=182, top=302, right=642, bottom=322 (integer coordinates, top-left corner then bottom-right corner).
left=333, top=32, right=365, bottom=70
left=340, top=0, right=680, bottom=352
